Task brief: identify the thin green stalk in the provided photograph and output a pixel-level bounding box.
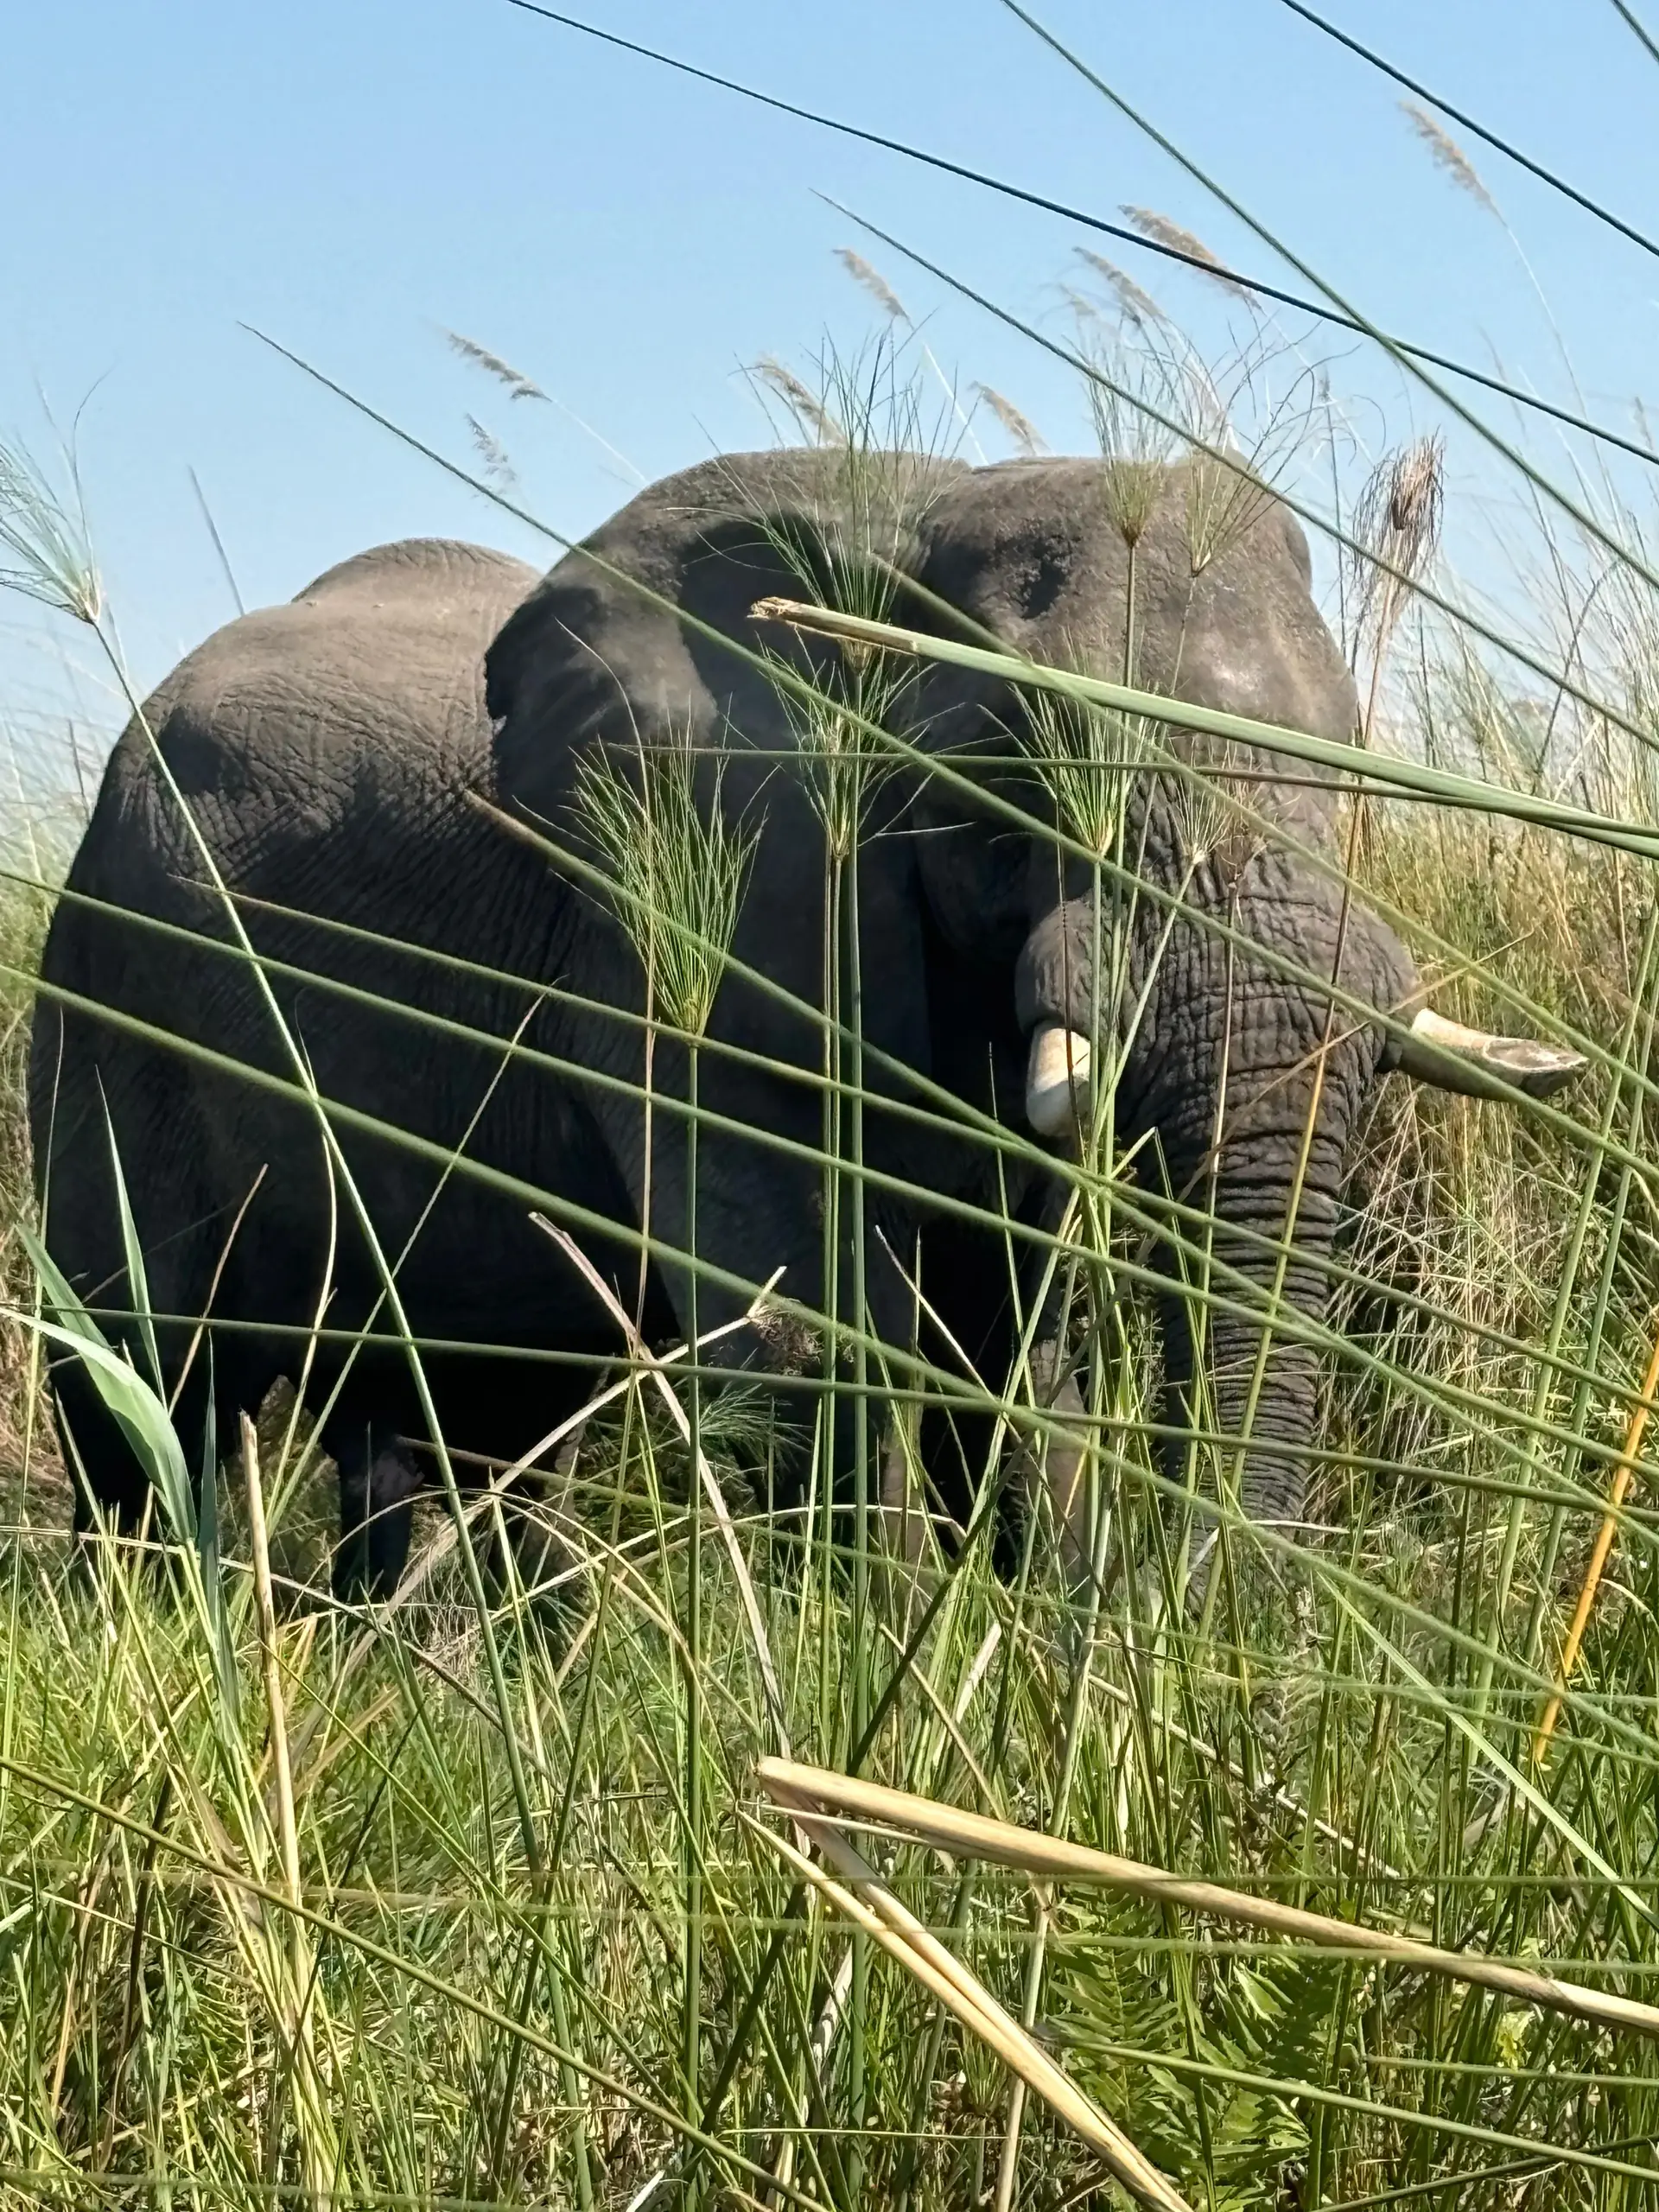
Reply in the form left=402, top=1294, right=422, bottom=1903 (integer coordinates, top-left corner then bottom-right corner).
left=684, top=1036, right=703, bottom=2141
left=820, top=851, right=843, bottom=1763
left=1477, top=906, right=1659, bottom=1722
left=847, top=828, right=870, bottom=2190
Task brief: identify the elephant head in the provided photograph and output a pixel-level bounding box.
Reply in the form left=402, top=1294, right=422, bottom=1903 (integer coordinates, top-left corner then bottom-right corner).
left=894, top=456, right=1583, bottom=1538
left=486, top=444, right=1580, bottom=1546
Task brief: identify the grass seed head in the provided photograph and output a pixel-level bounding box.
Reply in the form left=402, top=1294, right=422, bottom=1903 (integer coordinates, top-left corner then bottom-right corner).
left=1349, top=434, right=1446, bottom=674
left=834, top=247, right=909, bottom=324
left=1075, top=247, right=1167, bottom=332
left=1080, top=327, right=1185, bottom=550
left=466, top=416, right=518, bottom=493
left=0, top=440, right=102, bottom=626
left=1121, top=207, right=1255, bottom=305
left=575, top=725, right=758, bottom=1039
left=751, top=355, right=846, bottom=446
left=443, top=327, right=548, bottom=403
left=973, top=384, right=1047, bottom=459
left=1400, top=103, right=1500, bottom=216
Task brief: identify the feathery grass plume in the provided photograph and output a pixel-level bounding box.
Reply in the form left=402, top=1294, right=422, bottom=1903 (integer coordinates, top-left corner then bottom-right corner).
left=1346, top=435, right=1446, bottom=703
left=1060, top=282, right=1107, bottom=330
left=835, top=250, right=990, bottom=461
left=1121, top=206, right=1255, bottom=304
left=751, top=353, right=846, bottom=446
left=1400, top=102, right=1500, bottom=216
left=575, top=725, right=757, bottom=1038
left=1078, top=321, right=1185, bottom=550
left=466, top=416, right=519, bottom=493
left=835, top=247, right=909, bottom=324
left=1023, top=649, right=1151, bottom=860
left=1075, top=247, right=1166, bottom=330
left=0, top=437, right=101, bottom=625
left=973, top=384, right=1047, bottom=458
left=750, top=334, right=955, bottom=856
left=1179, top=329, right=1325, bottom=576
left=442, top=327, right=549, bottom=403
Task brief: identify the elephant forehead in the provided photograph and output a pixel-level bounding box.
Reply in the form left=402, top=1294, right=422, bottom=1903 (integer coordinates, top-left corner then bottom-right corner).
left=915, top=457, right=1357, bottom=747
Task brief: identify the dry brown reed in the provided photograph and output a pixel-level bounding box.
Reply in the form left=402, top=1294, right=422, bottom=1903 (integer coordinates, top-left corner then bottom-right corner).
left=1120, top=207, right=1255, bottom=303
left=834, top=247, right=909, bottom=324
left=443, top=328, right=548, bottom=403
left=973, top=385, right=1047, bottom=458
left=1400, top=102, right=1501, bottom=216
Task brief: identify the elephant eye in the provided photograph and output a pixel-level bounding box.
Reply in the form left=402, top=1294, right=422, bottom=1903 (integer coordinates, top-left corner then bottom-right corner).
left=1017, top=544, right=1069, bottom=619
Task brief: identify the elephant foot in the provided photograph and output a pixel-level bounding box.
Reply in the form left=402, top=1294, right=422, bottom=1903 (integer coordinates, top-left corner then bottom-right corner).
left=874, top=1424, right=948, bottom=1633
left=876, top=1423, right=938, bottom=1562
left=477, top=1439, right=588, bottom=1627
left=333, top=1433, right=421, bottom=1603
left=1010, top=1341, right=1097, bottom=1622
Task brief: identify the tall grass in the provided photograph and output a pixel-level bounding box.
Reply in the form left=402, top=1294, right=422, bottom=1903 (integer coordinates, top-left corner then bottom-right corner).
left=8, top=220, right=1659, bottom=2212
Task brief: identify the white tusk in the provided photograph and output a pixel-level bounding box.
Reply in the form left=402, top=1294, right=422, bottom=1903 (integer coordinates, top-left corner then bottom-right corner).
left=1026, top=1022, right=1093, bottom=1137
left=1396, top=1006, right=1586, bottom=1102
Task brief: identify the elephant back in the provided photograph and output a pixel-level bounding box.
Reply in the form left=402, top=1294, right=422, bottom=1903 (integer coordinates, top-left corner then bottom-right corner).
left=77, top=538, right=536, bottom=901
left=33, top=537, right=538, bottom=1096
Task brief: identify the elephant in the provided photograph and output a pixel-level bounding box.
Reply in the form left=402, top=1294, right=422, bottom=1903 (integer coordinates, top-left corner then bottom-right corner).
left=29, top=449, right=1581, bottom=1597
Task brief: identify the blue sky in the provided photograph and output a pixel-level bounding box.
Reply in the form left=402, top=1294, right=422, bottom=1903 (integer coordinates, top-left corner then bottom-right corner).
left=3, top=0, right=1655, bottom=784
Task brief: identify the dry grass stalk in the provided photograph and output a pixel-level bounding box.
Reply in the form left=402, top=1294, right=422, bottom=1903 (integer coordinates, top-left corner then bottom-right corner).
left=1400, top=103, right=1500, bottom=215
left=243, top=1416, right=302, bottom=1943
left=1349, top=436, right=1446, bottom=722
left=756, top=1758, right=1659, bottom=2042
left=537, top=1218, right=793, bottom=1758
left=242, top=1414, right=336, bottom=2201
left=466, top=416, right=518, bottom=493
left=752, top=355, right=844, bottom=445
left=443, top=328, right=548, bottom=402
left=1075, top=248, right=1165, bottom=329
left=1534, top=1319, right=1659, bottom=1761
left=1121, top=207, right=1254, bottom=303
left=973, top=385, right=1047, bottom=458
left=835, top=247, right=909, bottom=323
left=748, top=1802, right=1192, bottom=2212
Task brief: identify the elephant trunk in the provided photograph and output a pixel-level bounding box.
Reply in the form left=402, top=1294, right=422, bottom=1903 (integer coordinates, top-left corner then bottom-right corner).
left=1016, top=872, right=1586, bottom=1552
left=1137, top=946, right=1376, bottom=1548
left=1157, top=1210, right=1335, bottom=1536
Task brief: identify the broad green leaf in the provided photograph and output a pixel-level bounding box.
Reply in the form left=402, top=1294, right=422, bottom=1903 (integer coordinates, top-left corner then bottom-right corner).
left=15, top=1221, right=194, bottom=1543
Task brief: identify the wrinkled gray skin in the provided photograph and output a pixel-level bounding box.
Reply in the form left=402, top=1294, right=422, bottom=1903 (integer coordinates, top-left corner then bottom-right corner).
left=901, top=458, right=1415, bottom=1534
left=31, top=452, right=1423, bottom=1590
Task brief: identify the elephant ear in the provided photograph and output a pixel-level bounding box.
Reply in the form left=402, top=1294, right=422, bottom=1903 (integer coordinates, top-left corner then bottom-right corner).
left=484, top=448, right=964, bottom=830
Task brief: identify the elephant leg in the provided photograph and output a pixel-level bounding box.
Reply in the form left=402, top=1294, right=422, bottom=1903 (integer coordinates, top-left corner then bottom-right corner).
left=873, top=1409, right=938, bottom=1638
left=56, top=1351, right=156, bottom=1543
left=331, top=1423, right=421, bottom=1601
left=475, top=1439, right=585, bottom=1616
left=877, top=1415, right=930, bottom=1567
left=996, top=1171, right=1098, bottom=1599
left=1007, top=1341, right=1094, bottom=1607
left=627, top=1131, right=919, bottom=1528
